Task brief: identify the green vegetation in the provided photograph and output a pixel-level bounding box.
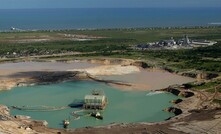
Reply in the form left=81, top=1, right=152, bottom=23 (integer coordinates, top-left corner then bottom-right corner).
left=0, top=27, right=221, bottom=73
left=133, top=43, right=221, bottom=72
left=57, top=27, right=221, bottom=42
left=0, top=27, right=221, bottom=95
left=0, top=39, right=132, bottom=55
left=186, top=81, right=221, bottom=91
left=213, top=99, right=221, bottom=106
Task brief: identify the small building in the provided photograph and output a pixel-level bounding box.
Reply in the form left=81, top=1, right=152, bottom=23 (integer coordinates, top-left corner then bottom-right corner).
left=158, top=37, right=176, bottom=47
left=84, top=90, right=107, bottom=110
left=182, top=35, right=191, bottom=46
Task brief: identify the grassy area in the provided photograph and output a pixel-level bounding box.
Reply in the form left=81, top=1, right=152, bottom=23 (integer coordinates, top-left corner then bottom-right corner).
left=1, top=27, right=221, bottom=108
left=0, top=38, right=134, bottom=58
left=56, top=27, right=221, bottom=42
left=71, top=42, right=221, bottom=72
left=134, top=43, right=221, bottom=72
left=0, top=27, right=221, bottom=73
left=183, top=80, right=221, bottom=93
left=213, top=99, right=221, bottom=106
left=1, top=26, right=221, bottom=42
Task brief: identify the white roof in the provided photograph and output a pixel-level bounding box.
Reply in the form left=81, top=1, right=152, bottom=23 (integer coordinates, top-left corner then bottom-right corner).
left=84, top=95, right=105, bottom=100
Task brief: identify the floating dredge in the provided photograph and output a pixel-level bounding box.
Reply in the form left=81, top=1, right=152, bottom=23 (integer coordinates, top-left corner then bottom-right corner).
left=83, top=89, right=108, bottom=110
left=11, top=89, right=108, bottom=128
left=63, top=89, right=107, bottom=127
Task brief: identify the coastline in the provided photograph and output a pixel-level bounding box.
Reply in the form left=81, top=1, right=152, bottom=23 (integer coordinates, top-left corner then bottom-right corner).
left=1, top=8, right=221, bottom=32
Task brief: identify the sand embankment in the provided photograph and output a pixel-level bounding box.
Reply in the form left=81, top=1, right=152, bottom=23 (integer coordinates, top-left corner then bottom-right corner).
left=0, top=60, right=195, bottom=91
left=0, top=104, right=66, bottom=134
left=68, top=65, right=140, bottom=76
left=0, top=64, right=146, bottom=91
left=0, top=61, right=99, bottom=91
left=0, top=60, right=142, bottom=91
left=67, top=64, right=195, bottom=91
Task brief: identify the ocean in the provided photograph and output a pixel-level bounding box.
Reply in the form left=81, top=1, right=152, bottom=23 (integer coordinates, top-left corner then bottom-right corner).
left=0, top=8, right=221, bottom=31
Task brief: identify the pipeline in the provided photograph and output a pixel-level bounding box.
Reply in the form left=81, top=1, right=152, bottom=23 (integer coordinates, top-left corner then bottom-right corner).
left=70, top=109, right=87, bottom=120
left=86, top=73, right=132, bottom=86
left=10, top=105, right=70, bottom=112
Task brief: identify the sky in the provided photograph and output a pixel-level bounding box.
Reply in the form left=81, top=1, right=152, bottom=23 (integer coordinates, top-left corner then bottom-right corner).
left=0, top=0, right=221, bottom=9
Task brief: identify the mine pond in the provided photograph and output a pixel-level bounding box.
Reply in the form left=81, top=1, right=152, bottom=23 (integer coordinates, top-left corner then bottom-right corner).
left=0, top=81, right=179, bottom=128
left=0, top=61, right=195, bottom=128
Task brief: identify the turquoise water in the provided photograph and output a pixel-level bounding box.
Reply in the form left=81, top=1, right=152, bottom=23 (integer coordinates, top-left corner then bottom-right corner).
left=0, top=81, right=178, bottom=128
left=0, top=8, right=221, bottom=31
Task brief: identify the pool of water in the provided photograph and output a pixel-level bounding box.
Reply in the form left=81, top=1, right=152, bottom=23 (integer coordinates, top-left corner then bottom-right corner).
left=0, top=81, right=178, bottom=128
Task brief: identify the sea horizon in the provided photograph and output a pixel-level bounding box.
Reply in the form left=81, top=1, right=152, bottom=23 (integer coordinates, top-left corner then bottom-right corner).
left=0, top=7, right=220, bottom=9
left=0, top=7, right=221, bottom=31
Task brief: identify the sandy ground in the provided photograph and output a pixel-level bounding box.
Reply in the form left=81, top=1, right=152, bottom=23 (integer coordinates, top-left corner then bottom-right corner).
left=72, top=108, right=221, bottom=134
left=0, top=33, right=106, bottom=44
left=99, top=69, right=195, bottom=90
left=68, top=65, right=140, bottom=75
left=68, top=64, right=195, bottom=90
left=0, top=61, right=100, bottom=76
left=0, top=61, right=101, bottom=91
left=0, top=61, right=195, bottom=91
